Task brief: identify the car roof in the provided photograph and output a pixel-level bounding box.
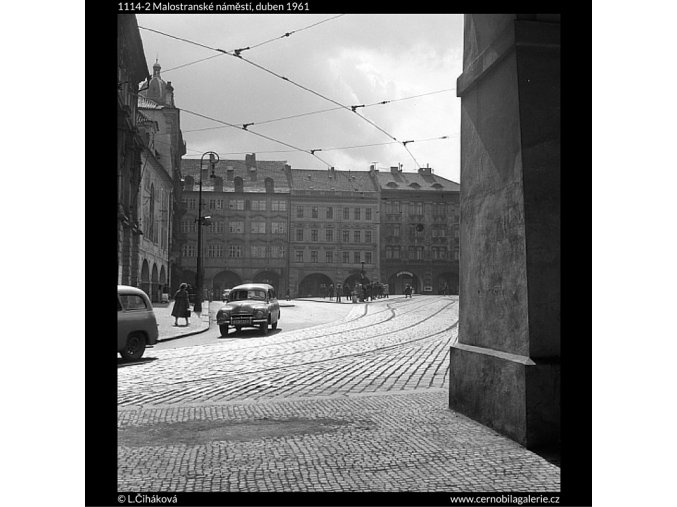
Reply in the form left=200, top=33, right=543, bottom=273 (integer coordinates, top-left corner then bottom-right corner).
left=117, top=285, right=150, bottom=297
left=231, top=283, right=274, bottom=291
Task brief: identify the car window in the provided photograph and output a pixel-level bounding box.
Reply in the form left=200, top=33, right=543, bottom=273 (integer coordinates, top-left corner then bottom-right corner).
left=120, top=294, right=148, bottom=310
left=230, top=289, right=266, bottom=301
left=268, top=289, right=276, bottom=300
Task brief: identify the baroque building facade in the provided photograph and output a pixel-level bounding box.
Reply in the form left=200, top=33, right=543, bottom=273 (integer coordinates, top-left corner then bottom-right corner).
left=176, top=156, right=459, bottom=298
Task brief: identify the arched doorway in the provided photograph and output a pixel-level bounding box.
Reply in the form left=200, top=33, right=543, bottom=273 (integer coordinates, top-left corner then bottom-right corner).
left=387, top=271, right=420, bottom=295
left=253, top=270, right=280, bottom=291
left=212, top=270, right=242, bottom=298
left=343, top=271, right=370, bottom=291
left=140, top=260, right=150, bottom=297
left=151, top=263, right=159, bottom=302
left=437, top=271, right=459, bottom=295
left=298, top=273, right=333, bottom=298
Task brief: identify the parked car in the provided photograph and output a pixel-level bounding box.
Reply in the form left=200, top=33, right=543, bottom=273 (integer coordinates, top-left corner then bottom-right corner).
left=222, top=288, right=231, bottom=302
left=117, top=285, right=159, bottom=360
left=216, top=283, right=280, bottom=336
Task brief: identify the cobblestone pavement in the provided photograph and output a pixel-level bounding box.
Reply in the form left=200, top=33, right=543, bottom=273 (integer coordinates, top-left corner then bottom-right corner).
left=118, top=296, right=560, bottom=492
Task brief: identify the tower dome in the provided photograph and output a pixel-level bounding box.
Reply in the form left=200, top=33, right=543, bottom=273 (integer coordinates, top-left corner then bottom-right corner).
left=141, top=59, right=169, bottom=106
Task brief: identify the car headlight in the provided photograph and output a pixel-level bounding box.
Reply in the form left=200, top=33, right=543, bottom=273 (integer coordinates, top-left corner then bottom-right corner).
left=253, top=308, right=266, bottom=318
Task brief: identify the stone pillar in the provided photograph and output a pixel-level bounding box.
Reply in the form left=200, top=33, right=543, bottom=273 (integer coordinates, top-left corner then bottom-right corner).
left=449, top=14, right=560, bottom=449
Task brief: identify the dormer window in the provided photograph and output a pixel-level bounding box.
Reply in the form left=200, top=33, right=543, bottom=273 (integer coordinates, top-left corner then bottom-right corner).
left=234, top=177, right=244, bottom=193
left=265, top=177, right=274, bottom=193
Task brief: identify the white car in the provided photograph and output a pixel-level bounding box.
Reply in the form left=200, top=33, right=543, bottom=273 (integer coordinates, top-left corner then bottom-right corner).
left=117, top=285, right=159, bottom=360
left=216, top=283, right=280, bottom=336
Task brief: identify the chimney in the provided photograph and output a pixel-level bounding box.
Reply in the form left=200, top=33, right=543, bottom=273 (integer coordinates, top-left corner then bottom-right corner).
left=246, top=153, right=257, bottom=181
left=226, top=166, right=234, bottom=181
left=390, top=166, right=400, bottom=175
left=418, top=167, right=432, bottom=175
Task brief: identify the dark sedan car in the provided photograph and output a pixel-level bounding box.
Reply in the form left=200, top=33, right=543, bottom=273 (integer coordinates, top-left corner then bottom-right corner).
left=216, top=283, right=280, bottom=336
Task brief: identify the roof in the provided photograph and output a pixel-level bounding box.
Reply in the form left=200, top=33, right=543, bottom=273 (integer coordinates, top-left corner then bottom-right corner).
left=290, top=169, right=379, bottom=192
left=375, top=169, right=460, bottom=192
left=181, top=158, right=291, bottom=193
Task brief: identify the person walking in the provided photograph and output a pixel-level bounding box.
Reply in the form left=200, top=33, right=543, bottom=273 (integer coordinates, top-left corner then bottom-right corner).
left=404, top=284, right=412, bottom=299
left=336, top=284, right=342, bottom=302
left=171, top=283, right=191, bottom=326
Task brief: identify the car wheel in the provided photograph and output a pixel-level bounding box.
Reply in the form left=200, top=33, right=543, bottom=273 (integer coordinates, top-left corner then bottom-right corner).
left=260, top=321, right=268, bottom=335
left=219, top=324, right=229, bottom=337
left=121, top=333, right=146, bottom=360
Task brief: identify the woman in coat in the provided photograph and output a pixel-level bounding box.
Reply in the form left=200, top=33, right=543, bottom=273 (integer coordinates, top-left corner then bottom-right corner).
left=171, top=283, right=191, bottom=326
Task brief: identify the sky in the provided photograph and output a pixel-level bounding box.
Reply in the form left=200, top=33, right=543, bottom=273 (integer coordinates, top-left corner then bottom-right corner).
left=136, top=13, right=464, bottom=183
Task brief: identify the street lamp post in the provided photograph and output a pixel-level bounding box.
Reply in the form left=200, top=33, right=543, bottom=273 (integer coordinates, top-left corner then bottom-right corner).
left=194, top=151, right=219, bottom=314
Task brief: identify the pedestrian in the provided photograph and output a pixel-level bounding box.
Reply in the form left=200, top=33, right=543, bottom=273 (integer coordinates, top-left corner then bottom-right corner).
left=285, top=289, right=291, bottom=301
left=329, top=283, right=334, bottom=300
left=384, top=283, right=389, bottom=298
left=171, top=283, right=191, bottom=326
left=336, top=284, right=342, bottom=303
left=404, top=284, right=412, bottom=298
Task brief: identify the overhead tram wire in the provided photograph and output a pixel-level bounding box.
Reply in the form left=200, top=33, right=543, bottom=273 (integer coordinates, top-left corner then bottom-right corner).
left=137, top=26, right=423, bottom=168
left=182, top=88, right=456, bottom=133
left=142, top=15, right=345, bottom=75
left=180, top=107, right=333, bottom=167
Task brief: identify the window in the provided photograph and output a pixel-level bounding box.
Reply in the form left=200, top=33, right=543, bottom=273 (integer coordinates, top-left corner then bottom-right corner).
left=216, top=199, right=224, bottom=210
left=325, top=229, right=333, bottom=242
left=295, top=251, right=304, bottom=262
left=251, top=245, right=267, bottom=258
left=386, top=200, right=400, bottom=214
left=432, top=227, right=447, bottom=238
left=250, top=222, right=266, bottom=234
left=186, top=198, right=196, bottom=210
left=326, top=207, right=333, bottom=219
left=228, top=245, right=242, bottom=258
left=209, top=199, right=216, bottom=210
left=392, top=224, right=401, bottom=237
left=311, top=229, right=318, bottom=242
left=207, top=244, right=224, bottom=257
left=297, top=206, right=304, bottom=218
left=271, top=222, right=286, bottom=234
left=354, top=208, right=361, bottom=220
left=365, top=208, right=372, bottom=220
left=229, top=199, right=244, bottom=210
left=296, top=228, right=304, bottom=241
left=365, top=231, right=372, bottom=243
left=365, top=251, right=372, bottom=264
left=342, top=251, right=350, bottom=264
left=386, top=246, right=401, bottom=260
left=311, top=250, right=318, bottom=263
left=312, top=206, right=319, bottom=218
left=342, top=230, right=350, bottom=243
left=216, top=221, right=225, bottom=233
left=354, top=231, right=361, bottom=243
left=271, top=200, right=287, bottom=211
left=343, top=207, right=350, bottom=220
left=453, top=248, right=459, bottom=261
left=433, top=202, right=445, bottom=216
left=229, top=221, right=244, bottom=233
left=182, top=244, right=195, bottom=257
left=119, top=294, right=148, bottom=311
left=234, top=177, right=244, bottom=192
left=412, top=202, right=423, bottom=215
left=250, top=200, right=266, bottom=211
left=271, top=245, right=285, bottom=258
left=180, top=221, right=195, bottom=233
left=354, top=251, right=361, bottom=264
left=326, top=250, right=333, bottom=263
left=265, top=178, right=274, bottom=193
left=432, top=247, right=448, bottom=260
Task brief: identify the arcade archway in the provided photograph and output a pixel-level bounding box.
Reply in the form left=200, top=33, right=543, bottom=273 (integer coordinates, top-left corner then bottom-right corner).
left=387, top=271, right=420, bottom=295
left=140, top=260, right=150, bottom=297
left=298, top=273, right=333, bottom=298
left=253, top=270, right=281, bottom=291
left=212, top=270, right=242, bottom=297
left=151, top=263, right=159, bottom=302
left=437, top=271, right=459, bottom=295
